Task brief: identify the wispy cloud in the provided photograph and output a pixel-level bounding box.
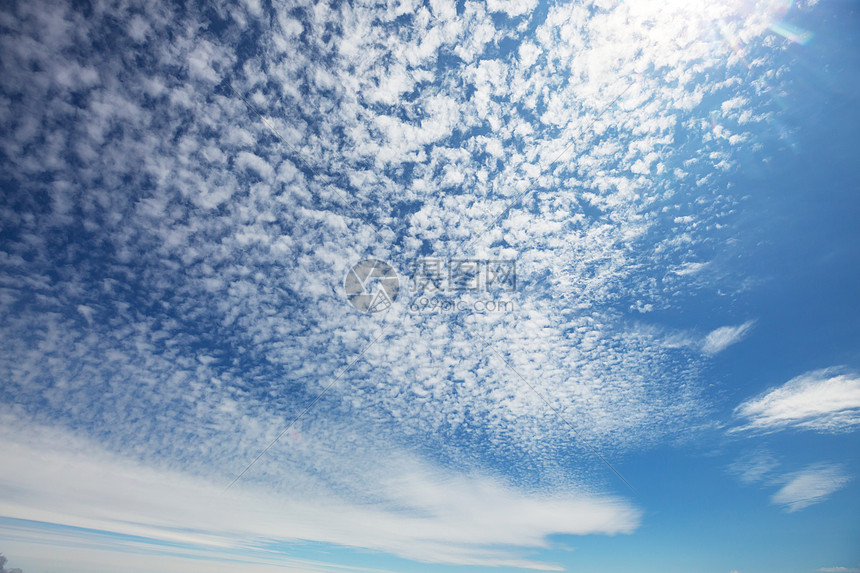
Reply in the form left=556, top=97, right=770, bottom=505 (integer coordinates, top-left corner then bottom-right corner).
left=728, top=449, right=779, bottom=484
left=818, top=568, right=860, bottom=573
left=771, top=463, right=851, bottom=512
left=729, top=453, right=852, bottom=515
left=0, top=411, right=639, bottom=571
left=701, top=320, right=756, bottom=354
left=671, top=261, right=709, bottom=276
left=732, top=368, right=860, bottom=433
left=0, top=520, right=396, bottom=573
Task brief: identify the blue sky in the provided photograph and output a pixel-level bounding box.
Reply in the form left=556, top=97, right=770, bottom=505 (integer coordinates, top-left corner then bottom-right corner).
left=0, top=0, right=858, bottom=572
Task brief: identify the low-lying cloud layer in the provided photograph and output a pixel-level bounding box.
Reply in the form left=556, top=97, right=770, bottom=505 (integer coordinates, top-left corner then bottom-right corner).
left=0, top=412, right=638, bottom=570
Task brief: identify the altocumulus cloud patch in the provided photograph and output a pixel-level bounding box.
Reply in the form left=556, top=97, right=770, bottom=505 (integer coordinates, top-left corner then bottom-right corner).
left=0, top=0, right=836, bottom=570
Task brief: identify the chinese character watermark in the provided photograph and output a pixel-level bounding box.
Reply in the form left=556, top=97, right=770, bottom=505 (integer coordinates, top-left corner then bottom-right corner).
left=409, top=258, right=516, bottom=294
left=343, top=258, right=516, bottom=314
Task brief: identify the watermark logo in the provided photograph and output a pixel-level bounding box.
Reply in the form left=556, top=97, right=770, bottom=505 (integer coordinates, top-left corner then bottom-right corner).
left=409, top=258, right=516, bottom=294
left=344, top=259, right=400, bottom=313
left=409, top=296, right=515, bottom=314
left=343, top=257, right=517, bottom=314
left=408, top=258, right=516, bottom=314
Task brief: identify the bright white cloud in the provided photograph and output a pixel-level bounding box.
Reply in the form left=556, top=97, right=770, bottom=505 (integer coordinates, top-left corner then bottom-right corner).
left=733, top=368, right=860, bottom=433
left=486, top=0, right=538, bottom=17
left=0, top=411, right=640, bottom=571
left=771, top=464, right=851, bottom=512
left=702, top=320, right=755, bottom=354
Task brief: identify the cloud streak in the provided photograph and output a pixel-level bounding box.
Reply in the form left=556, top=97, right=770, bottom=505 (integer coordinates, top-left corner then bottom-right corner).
left=733, top=368, right=860, bottom=433
left=728, top=449, right=779, bottom=484
left=0, top=412, right=638, bottom=570
left=702, top=320, right=756, bottom=354
left=771, top=463, right=851, bottom=512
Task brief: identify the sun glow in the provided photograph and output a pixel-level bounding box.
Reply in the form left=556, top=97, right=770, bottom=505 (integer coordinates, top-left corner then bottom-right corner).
left=617, top=0, right=802, bottom=45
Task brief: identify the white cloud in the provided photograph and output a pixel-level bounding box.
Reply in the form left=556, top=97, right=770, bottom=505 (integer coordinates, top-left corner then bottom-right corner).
left=818, top=568, right=860, bottom=573
left=730, top=453, right=853, bottom=516
left=0, top=413, right=639, bottom=571
left=0, top=0, right=810, bottom=568
left=242, top=0, right=263, bottom=18
left=733, top=368, right=860, bottom=433
left=771, top=464, right=851, bottom=512
left=235, top=150, right=275, bottom=179
left=672, top=261, right=708, bottom=276
left=486, top=0, right=538, bottom=17
left=728, top=450, right=779, bottom=484
left=702, top=320, right=755, bottom=354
